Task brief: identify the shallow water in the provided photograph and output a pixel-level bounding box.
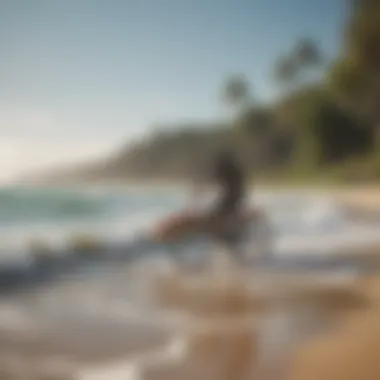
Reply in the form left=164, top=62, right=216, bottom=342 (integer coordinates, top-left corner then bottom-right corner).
left=0, top=256, right=361, bottom=380
left=0, top=185, right=378, bottom=379
left=0, top=185, right=379, bottom=257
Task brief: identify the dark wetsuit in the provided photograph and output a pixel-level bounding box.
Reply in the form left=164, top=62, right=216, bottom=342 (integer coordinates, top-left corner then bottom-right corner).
left=210, top=152, right=245, bottom=219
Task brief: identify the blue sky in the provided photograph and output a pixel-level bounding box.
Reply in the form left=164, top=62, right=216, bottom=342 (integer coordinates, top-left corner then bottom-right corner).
left=0, top=0, right=347, bottom=179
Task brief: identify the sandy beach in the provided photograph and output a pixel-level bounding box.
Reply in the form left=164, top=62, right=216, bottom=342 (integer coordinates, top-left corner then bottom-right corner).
left=288, top=275, right=380, bottom=380
left=331, top=185, right=380, bottom=209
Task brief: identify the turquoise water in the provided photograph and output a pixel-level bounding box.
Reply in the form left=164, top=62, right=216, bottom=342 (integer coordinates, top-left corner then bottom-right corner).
left=0, top=186, right=182, bottom=224
left=0, top=185, right=186, bottom=252
left=0, top=184, right=379, bottom=257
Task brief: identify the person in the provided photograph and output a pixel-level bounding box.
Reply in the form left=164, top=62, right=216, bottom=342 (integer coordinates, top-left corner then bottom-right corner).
left=154, top=149, right=247, bottom=244
left=208, top=149, right=246, bottom=220
left=192, top=149, right=247, bottom=242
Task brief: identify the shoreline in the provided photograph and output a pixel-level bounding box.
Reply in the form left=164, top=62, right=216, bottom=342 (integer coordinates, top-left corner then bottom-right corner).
left=13, top=180, right=380, bottom=224
left=18, top=178, right=380, bottom=197
left=1, top=261, right=377, bottom=380
left=1, top=183, right=380, bottom=378
left=0, top=182, right=379, bottom=378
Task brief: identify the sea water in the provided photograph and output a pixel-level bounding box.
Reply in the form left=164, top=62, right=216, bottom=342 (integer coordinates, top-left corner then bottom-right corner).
left=0, top=184, right=378, bottom=379
left=0, top=184, right=378, bottom=257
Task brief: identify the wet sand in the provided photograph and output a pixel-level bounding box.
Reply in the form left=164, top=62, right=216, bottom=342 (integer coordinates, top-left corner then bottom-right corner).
left=0, top=265, right=378, bottom=380
left=135, top=271, right=380, bottom=380
left=0, top=266, right=171, bottom=379
left=78, top=267, right=374, bottom=380
left=288, top=275, right=380, bottom=380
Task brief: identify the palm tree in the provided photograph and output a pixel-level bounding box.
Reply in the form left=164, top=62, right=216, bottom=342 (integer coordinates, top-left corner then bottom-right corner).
left=274, top=55, right=298, bottom=91
left=219, top=74, right=253, bottom=139
left=274, top=38, right=322, bottom=93
left=294, top=38, right=321, bottom=67
left=221, top=75, right=251, bottom=111
left=293, top=38, right=322, bottom=84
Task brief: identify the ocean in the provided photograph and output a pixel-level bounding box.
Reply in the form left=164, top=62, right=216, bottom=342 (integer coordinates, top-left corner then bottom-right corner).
left=0, top=184, right=379, bottom=259
left=0, top=185, right=186, bottom=252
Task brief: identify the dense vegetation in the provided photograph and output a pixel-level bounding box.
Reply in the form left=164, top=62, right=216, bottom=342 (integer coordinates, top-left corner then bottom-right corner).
left=42, top=1, right=380, bottom=184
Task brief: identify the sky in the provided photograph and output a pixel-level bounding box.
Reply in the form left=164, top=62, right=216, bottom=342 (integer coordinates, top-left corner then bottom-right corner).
left=0, top=0, right=348, bottom=180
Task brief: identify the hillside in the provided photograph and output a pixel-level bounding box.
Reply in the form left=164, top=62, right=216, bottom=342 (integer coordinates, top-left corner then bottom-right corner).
left=31, top=119, right=296, bottom=185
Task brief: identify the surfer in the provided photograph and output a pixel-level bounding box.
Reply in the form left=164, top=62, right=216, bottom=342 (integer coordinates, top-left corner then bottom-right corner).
left=153, top=148, right=273, bottom=262
left=154, top=148, right=248, bottom=245
left=197, top=149, right=246, bottom=239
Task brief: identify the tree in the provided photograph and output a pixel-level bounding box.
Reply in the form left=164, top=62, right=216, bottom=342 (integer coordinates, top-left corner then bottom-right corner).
left=295, top=38, right=321, bottom=68
left=328, top=0, right=380, bottom=143
left=274, top=56, right=298, bottom=91
left=221, top=74, right=252, bottom=114
left=274, top=38, right=322, bottom=92
left=219, top=74, right=254, bottom=149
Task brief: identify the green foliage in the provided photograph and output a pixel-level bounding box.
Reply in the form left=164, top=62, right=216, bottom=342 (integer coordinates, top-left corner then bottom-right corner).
left=274, top=38, right=322, bottom=93
left=346, top=1, right=380, bottom=69
left=294, top=38, right=322, bottom=70
left=328, top=0, right=380, bottom=133
left=328, top=57, right=368, bottom=98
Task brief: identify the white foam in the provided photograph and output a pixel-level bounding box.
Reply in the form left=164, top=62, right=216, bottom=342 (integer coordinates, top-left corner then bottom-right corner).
left=275, top=223, right=380, bottom=256
left=253, top=193, right=380, bottom=256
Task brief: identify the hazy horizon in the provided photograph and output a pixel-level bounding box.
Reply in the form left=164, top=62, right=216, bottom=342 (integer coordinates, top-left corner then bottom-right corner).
left=1, top=0, right=347, bottom=182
